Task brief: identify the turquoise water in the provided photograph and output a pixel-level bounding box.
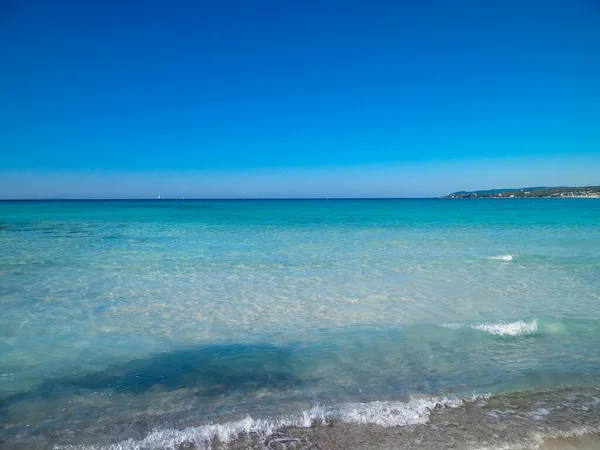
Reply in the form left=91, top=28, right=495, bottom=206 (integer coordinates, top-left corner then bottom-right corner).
left=2, top=199, right=600, bottom=449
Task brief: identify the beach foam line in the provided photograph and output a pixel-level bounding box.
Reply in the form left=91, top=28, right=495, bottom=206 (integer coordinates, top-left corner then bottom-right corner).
left=443, top=319, right=538, bottom=336
left=56, top=395, right=484, bottom=450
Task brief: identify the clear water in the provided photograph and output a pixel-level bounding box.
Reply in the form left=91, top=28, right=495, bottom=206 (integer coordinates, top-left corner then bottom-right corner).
left=1, top=199, right=600, bottom=449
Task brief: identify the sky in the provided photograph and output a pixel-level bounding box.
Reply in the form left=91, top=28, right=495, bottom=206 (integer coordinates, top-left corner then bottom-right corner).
left=1, top=0, right=599, bottom=198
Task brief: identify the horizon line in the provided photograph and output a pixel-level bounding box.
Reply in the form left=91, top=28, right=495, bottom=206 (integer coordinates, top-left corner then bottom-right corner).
left=0, top=197, right=445, bottom=201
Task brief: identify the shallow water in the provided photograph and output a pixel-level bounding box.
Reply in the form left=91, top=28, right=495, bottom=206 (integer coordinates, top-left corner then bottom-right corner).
left=1, top=199, right=600, bottom=449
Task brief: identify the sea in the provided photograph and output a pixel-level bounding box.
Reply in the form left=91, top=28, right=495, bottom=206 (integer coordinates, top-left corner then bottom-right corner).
left=1, top=199, right=600, bottom=450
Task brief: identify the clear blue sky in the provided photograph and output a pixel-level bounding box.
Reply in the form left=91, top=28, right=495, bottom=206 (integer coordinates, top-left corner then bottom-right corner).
left=1, top=0, right=599, bottom=198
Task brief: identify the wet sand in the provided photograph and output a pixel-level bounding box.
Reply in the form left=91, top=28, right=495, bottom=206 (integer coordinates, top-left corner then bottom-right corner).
left=3, top=387, right=600, bottom=449
left=223, top=388, right=600, bottom=450
left=225, top=424, right=600, bottom=450
left=540, top=433, right=600, bottom=450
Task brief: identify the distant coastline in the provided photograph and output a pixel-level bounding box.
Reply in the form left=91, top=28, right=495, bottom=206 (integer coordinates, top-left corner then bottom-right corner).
left=443, top=186, right=600, bottom=198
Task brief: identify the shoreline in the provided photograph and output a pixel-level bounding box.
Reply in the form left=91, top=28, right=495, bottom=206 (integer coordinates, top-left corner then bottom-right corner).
left=443, top=195, right=600, bottom=199
left=443, top=186, right=600, bottom=199
left=3, top=386, right=594, bottom=450
left=540, top=433, right=600, bottom=449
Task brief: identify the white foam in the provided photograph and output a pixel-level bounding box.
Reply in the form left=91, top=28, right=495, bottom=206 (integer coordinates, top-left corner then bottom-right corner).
left=488, top=254, right=514, bottom=261
left=443, top=319, right=538, bottom=336
left=472, top=319, right=538, bottom=336
left=56, top=395, right=473, bottom=450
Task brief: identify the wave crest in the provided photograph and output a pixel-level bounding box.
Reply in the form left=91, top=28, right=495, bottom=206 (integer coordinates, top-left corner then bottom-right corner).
left=487, top=254, right=514, bottom=261
left=444, top=319, right=538, bottom=336
left=473, top=319, right=538, bottom=336
left=58, top=396, right=475, bottom=450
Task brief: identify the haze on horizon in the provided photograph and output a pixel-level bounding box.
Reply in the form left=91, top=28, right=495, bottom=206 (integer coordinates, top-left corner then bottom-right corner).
left=1, top=0, right=599, bottom=199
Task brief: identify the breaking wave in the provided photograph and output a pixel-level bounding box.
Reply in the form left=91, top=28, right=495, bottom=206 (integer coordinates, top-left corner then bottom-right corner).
left=57, top=395, right=480, bottom=450
left=472, top=319, right=538, bottom=336
left=444, top=319, right=538, bottom=336
left=488, top=254, right=515, bottom=261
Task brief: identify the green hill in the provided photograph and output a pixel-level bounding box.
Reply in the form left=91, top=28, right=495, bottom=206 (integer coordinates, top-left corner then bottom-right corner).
left=443, top=186, right=600, bottom=198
